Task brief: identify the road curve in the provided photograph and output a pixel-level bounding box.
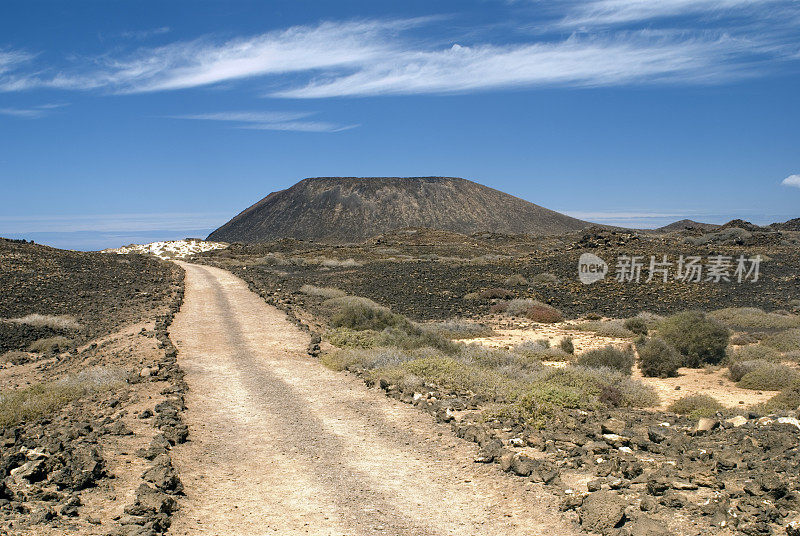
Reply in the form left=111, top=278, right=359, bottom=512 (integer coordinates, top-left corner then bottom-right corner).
left=167, top=262, right=578, bottom=536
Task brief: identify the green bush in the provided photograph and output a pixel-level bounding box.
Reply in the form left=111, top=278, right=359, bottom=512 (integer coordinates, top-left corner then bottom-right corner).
left=638, top=338, right=682, bottom=378
left=576, top=345, right=635, bottom=375
left=326, top=296, right=411, bottom=332
left=738, top=362, right=799, bottom=391
left=511, top=341, right=570, bottom=364
left=658, top=311, right=729, bottom=367
left=729, top=360, right=770, bottom=382
left=624, top=318, right=649, bottom=336
left=759, top=379, right=800, bottom=412
left=516, top=383, right=585, bottom=429
left=726, top=344, right=783, bottom=365
left=730, top=333, right=760, bottom=346
left=762, top=328, right=800, bottom=352
left=533, top=366, right=658, bottom=408
left=28, top=336, right=74, bottom=354
left=668, top=394, right=723, bottom=418
left=559, top=336, right=575, bottom=355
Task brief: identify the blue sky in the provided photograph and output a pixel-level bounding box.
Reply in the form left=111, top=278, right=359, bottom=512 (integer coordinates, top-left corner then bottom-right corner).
left=1, top=0, right=799, bottom=250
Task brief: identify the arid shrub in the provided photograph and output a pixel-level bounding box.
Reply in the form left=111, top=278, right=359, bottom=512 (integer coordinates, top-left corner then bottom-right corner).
left=5, top=314, right=82, bottom=331
left=668, top=394, right=723, bottom=418
left=762, top=328, right=800, bottom=352
left=478, top=288, right=515, bottom=300
left=525, top=304, right=563, bottom=324
left=320, top=258, right=362, bottom=268
left=658, top=311, right=729, bottom=367
left=730, top=333, right=760, bottom=346
left=503, top=274, right=528, bottom=287
left=1, top=351, right=30, bottom=365
left=28, top=336, right=73, bottom=354
left=760, top=379, right=800, bottom=412
left=494, top=299, right=562, bottom=323
left=516, top=383, right=584, bottom=429
left=513, top=341, right=570, bottom=363
left=638, top=338, right=682, bottom=378
left=534, top=366, right=658, bottom=408
left=530, top=273, right=559, bottom=287
left=583, top=313, right=603, bottom=321
left=0, top=366, right=124, bottom=426
left=738, top=362, right=799, bottom=391
left=726, top=344, right=783, bottom=365
left=299, top=284, right=346, bottom=299
left=576, top=345, right=635, bottom=375
left=326, top=297, right=410, bottom=332
left=729, top=360, right=768, bottom=382
left=709, top=307, right=800, bottom=330
left=559, top=336, right=575, bottom=355
left=624, top=318, right=649, bottom=336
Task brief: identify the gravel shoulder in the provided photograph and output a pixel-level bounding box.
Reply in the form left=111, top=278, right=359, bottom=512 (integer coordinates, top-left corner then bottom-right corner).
left=168, top=262, right=578, bottom=536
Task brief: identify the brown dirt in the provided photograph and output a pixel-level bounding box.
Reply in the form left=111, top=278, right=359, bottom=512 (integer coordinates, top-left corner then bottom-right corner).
left=168, top=262, right=580, bottom=536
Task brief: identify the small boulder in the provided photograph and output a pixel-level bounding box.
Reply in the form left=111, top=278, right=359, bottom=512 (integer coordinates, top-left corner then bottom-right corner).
left=691, top=418, right=719, bottom=435
left=581, top=491, right=627, bottom=533
left=602, top=418, right=627, bottom=436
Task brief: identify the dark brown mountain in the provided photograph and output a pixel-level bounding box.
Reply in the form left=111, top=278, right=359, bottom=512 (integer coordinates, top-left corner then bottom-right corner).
left=208, top=177, right=591, bottom=243
left=769, top=218, right=800, bottom=231
left=656, top=219, right=720, bottom=232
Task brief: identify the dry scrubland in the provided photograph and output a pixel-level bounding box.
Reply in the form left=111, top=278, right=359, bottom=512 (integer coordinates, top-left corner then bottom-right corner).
left=195, top=225, right=800, bottom=536
left=0, top=238, right=187, bottom=535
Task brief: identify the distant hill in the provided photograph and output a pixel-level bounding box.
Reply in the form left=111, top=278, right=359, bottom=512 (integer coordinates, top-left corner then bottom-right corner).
left=208, top=177, right=591, bottom=243
left=769, top=218, right=800, bottom=231
left=656, top=219, right=720, bottom=232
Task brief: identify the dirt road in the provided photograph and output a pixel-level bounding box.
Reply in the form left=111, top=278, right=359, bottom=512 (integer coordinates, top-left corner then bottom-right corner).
left=168, top=263, right=578, bottom=536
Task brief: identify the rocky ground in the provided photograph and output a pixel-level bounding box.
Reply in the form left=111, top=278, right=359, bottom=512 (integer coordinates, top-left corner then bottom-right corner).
left=0, top=239, right=187, bottom=535
left=193, top=226, right=800, bottom=321
left=360, top=370, right=800, bottom=536
left=0, top=239, right=180, bottom=353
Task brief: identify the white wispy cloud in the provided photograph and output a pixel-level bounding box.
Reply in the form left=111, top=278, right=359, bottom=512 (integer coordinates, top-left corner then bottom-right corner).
left=782, top=174, right=800, bottom=188
left=0, top=103, right=67, bottom=118
left=559, top=0, right=786, bottom=27
left=275, top=32, right=761, bottom=97
left=169, top=110, right=357, bottom=132
left=1, top=7, right=798, bottom=98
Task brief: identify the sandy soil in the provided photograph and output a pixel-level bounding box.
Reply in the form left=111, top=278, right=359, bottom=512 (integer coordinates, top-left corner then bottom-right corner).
left=168, top=262, right=579, bottom=536
left=466, top=322, right=780, bottom=410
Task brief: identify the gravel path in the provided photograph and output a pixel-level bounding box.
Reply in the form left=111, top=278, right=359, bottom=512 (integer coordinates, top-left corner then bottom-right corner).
left=168, top=262, right=578, bottom=536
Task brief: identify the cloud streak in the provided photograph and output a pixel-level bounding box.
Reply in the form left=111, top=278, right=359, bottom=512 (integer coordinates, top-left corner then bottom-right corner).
left=169, top=110, right=357, bottom=132
left=558, top=0, right=789, bottom=27
left=782, top=174, right=800, bottom=188
left=0, top=103, right=66, bottom=118
left=1, top=6, right=799, bottom=98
